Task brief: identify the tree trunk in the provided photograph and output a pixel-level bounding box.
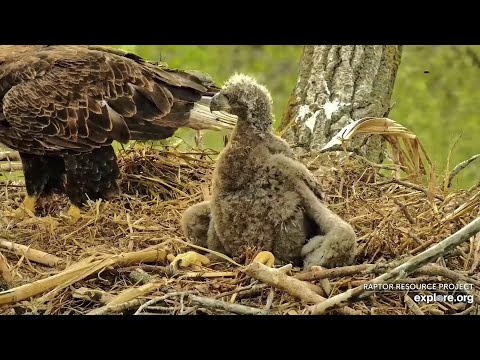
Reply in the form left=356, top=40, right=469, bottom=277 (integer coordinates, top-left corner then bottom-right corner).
left=280, top=45, right=402, bottom=161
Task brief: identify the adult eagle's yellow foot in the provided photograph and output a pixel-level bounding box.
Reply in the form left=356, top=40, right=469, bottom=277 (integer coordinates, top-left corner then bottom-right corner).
left=252, top=251, right=275, bottom=267
left=67, top=204, right=82, bottom=224
left=167, top=251, right=211, bottom=270
left=7, top=195, right=37, bottom=220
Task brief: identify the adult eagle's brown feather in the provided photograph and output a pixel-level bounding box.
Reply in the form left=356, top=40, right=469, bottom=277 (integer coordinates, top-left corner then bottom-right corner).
left=0, top=45, right=235, bottom=219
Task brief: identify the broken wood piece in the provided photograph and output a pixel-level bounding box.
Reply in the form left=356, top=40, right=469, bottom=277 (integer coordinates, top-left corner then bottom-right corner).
left=179, top=271, right=237, bottom=278
left=129, top=268, right=153, bottom=284
left=314, top=266, right=332, bottom=296
left=87, top=298, right=148, bottom=315
left=189, top=295, right=267, bottom=315
left=308, top=217, right=480, bottom=315
left=244, top=262, right=360, bottom=315
left=0, top=163, right=22, bottom=172
left=72, top=287, right=114, bottom=304
left=134, top=291, right=193, bottom=315
left=295, top=264, right=376, bottom=281
left=404, top=294, right=424, bottom=315
left=245, top=262, right=322, bottom=303
left=416, top=264, right=480, bottom=287
left=0, top=151, right=20, bottom=161
left=0, top=239, right=63, bottom=267
left=0, top=252, right=13, bottom=288
left=105, top=282, right=163, bottom=307
left=0, top=248, right=167, bottom=306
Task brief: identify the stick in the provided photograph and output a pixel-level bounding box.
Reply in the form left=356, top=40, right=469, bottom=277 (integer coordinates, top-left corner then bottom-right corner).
left=88, top=298, right=148, bottom=315
left=134, top=292, right=193, bottom=315
left=448, top=154, right=480, bottom=188
left=295, top=261, right=480, bottom=288
left=0, top=239, right=63, bottom=267
left=189, top=295, right=267, bottom=315
left=309, top=217, right=480, bottom=315
left=454, top=306, right=477, bottom=316
left=0, top=252, right=13, bottom=286
left=128, top=268, right=153, bottom=284
left=404, top=294, right=424, bottom=315
left=264, top=289, right=275, bottom=310
left=72, top=287, right=114, bottom=304
left=0, top=248, right=167, bottom=306
left=214, top=284, right=266, bottom=299
left=179, top=271, right=237, bottom=278
left=245, top=262, right=361, bottom=315
left=376, top=178, right=444, bottom=201
left=0, top=151, right=20, bottom=161
left=295, top=264, right=376, bottom=281
left=416, top=264, right=480, bottom=287
left=0, top=163, right=22, bottom=172
left=245, top=262, right=322, bottom=303
left=105, top=282, right=163, bottom=307
left=393, top=198, right=416, bottom=224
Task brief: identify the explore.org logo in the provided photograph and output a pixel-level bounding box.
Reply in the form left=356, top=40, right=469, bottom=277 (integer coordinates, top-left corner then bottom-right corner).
left=363, top=282, right=475, bottom=304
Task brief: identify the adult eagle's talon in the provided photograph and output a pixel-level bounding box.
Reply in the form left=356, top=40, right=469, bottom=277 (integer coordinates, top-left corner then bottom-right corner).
left=168, top=251, right=210, bottom=269
left=6, top=195, right=37, bottom=220
left=252, top=251, right=275, bottom=267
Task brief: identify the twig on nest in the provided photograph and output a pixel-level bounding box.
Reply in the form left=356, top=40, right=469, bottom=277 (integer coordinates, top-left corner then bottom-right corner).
left=179, top=271, right=237, bottom=279
left=0, top=239, right=63, bottom=267
left=245, top=262, right=321, bottom=303
left=441, top=191, right=480, bottom=223
left=189, top=295, right=267, bottom=315
left=393, top=198, right=416, bottom=224
left=0, top=151, right=20, bottom=161
left=169, top=238, right=244, bottom=267
left=295, top=264, right=376, bottom=281
left=214, top=283, right=266, bottom=299
left=129, top=268, right=154, bottom=284
left=72, top=287, right=114, bottom=304
left=416, top=264, right=480, bottom=287
left=454, top=306, right=477, bottom=316
left=89, top=298, right=149, bottom=315
left=106, top=282, right=164, bottom=307
left=134, top=291, right=193, bottom=315
left=244, top=262, right=361, bottom=315
left=376, top=178, right=444, bottom=201
left=0, top=248, right=167, bottom=306
left=404, top=294, right=424, bottom=315
left=448, top=154, right=480, bottom=188
left=0, top=163, right=22, bottom=172
left=308, top=217, right=480, bottom=315
left=0, top=252, right=13, bottom=287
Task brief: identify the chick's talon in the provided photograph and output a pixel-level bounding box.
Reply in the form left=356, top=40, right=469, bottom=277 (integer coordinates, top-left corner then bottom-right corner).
left=252, top=251, right=275, bottom=267
left=168, top=251, right=210, bottom=269
left=67, top=205, right=82, bottom=224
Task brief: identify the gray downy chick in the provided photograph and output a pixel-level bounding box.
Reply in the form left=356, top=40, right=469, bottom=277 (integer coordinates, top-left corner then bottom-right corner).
left=182, top=74, right=356, bottom=268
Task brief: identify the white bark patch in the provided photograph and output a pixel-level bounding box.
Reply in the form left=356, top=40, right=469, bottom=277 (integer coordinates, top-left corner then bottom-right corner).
left=323, top=100, right=350, bottom=120
left=324, top=80, right=330, bottom=95
left=305, top=111, right=319, bottom=132
left=296, top=104, right=311, bottom=122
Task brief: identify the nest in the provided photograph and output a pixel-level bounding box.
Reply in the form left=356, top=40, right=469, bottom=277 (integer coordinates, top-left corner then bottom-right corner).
left=0, top=144, right=479, bottom=315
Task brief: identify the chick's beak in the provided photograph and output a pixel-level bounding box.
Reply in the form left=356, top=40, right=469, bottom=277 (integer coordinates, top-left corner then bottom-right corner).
left=210, top=93, right=231, bottom=113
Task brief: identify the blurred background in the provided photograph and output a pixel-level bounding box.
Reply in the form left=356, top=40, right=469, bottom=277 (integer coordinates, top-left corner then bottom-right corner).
left=113, top=45, right=479, bottom=189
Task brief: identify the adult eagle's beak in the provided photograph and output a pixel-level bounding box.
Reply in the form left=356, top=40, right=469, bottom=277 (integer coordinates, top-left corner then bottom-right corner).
left=209, top=93, right=231, bottom=113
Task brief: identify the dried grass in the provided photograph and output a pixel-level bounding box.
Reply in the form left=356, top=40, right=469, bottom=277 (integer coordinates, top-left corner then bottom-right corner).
left=0, top=141, right=478, bottom=315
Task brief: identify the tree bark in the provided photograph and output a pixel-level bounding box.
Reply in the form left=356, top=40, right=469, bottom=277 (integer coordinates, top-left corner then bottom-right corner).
left=280, top=45, right=402, bottom=161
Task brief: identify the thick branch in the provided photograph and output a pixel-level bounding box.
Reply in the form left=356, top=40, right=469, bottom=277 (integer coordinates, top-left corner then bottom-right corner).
left=308, top=217, right=480, bottom=314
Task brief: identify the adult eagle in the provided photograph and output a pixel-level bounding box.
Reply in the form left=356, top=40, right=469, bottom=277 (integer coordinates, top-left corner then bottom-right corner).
left=0, top=45, right=236, bottom=221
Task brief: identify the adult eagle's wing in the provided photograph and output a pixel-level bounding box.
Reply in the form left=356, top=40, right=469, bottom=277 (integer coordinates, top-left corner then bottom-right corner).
left=0, top=45, right=233, bottom=154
